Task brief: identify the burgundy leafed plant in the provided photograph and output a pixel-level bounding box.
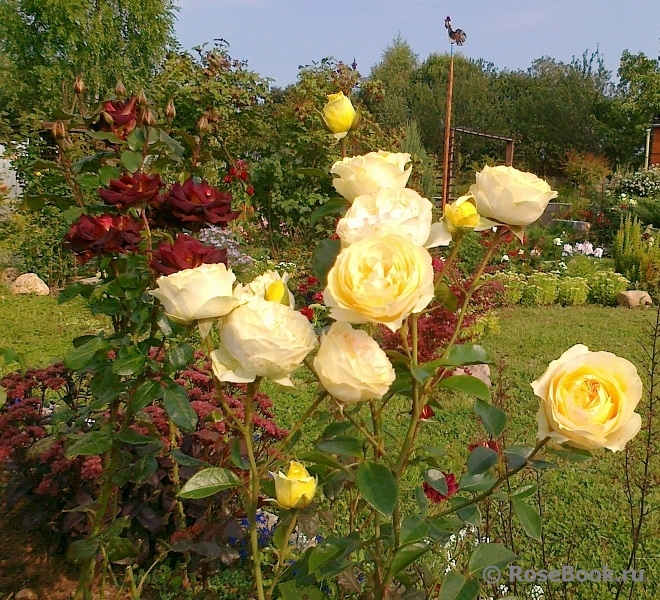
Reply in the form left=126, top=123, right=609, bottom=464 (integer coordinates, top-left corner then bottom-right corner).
left=64, top=214, right=143, bottom=263
left=150, top=234, right=228, bottom=275
left=98, top=172, right=164, bottom=209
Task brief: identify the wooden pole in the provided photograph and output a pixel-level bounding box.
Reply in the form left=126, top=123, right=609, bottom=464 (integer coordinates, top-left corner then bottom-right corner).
left=441, top=52, right=455, bottom=211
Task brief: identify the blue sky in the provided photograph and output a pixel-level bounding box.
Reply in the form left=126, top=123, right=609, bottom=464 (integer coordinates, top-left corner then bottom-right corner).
left=173, top=1, right=660, bottom=87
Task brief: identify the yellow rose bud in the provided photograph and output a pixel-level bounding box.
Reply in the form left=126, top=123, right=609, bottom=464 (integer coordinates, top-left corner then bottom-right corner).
left=272, top=461, right=316, bottom=509
left=444, top=195, right=481, bottom=233
left=532, top=345, right=642, bottom=451
left=265, top=280, right=290, bottom=306
left=322, top=91, right=357, bottom=140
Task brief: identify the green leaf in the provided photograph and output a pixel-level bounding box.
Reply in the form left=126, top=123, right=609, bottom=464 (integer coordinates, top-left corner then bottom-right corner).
left=312, top=239, right=341, bottom=288
left=87, top=130, right=124, bottom=144
left=64, top=337, right=108, bottom=370
left=168, top=343, right=194, bottom=369
left=106, top=537, right=139, bottom=562
left=550, top=446, right=593, bottom=462
left=113, top=455, right=159, bottom=486
left=455, top=503, right=481, bottom=526
left=61, top=206, right=85, bottom=223
left=399, top=516, right=429, bottom=546
left=512, top=498, right=542, bottom=540
left=72, top=151, right=116, bottom=173
left=316, top=436, right=362, bottom=456
left=468, top=543, right=518, bottom=576
left=308, top=534, right=361, bottom=575
left=66, top=431, right=113, bottom=457
left=466, top=447, right=498, bottom=475
left=309, top=198, right=349, bottom=226
left=112, top=347, right=146, bottom=376
left=509, top=483, right=537, bottom=499
left=389, top=541, right=431, bottom=576
left=441, top=344, right=493, bottom=367
left=130, top=380, right=162, bottom=412
left=178, top=467, right=241, bottom=499
left=278, top=580, right=325, bottom=600
left=0, top=347, right=22, bottom=367
left=159, top=130, right=185, bottom=157
left=294, top=167, right=331, bottom=178
left=99, top=165, right=121, bottom=186
left=163, top=384, right=198, bottom=432
left=75, top=173, right=100, bottom=189
left=438, top=375, right=490, bottom=401
left=127, top=128, right=145, bottom=152
left=423, top=468, right=448, bottom=496
left=438, top=570, right=480, bottom=600
left=116, top=429, right=155, bottom=445
left=67, top=538, right=100, bottom=563
left=121, top=149, right=143, bottom=173
left=0, top=387, right=7, bottom=409
left=170, top=449, right=210, bottom=468
left=473, top=399, right=506, bottom=437
left=355, top=462, right=397, bottom=518
left=458, top=473, right=497, bottom=493
left=435, top=280, right=459, bottom=312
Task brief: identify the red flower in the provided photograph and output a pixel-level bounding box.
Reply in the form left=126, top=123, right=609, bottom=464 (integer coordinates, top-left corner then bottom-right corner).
left=246, top=185, right=255, bottom=196
left=64, top=214, right=143, bottom=263
left=150, top=234, right=228, bottom=275
left=300, top=306, right=314, bottom=321
left=98, top=172, right=164, bottom=209
left=468, top=439, right=500, bottom=453
left=420, top=404, right=435, bottom=420
left=159, top=178, right=240, bottom=226
left=96, top=97, right=139, bottom=139
left=423, top=473, right=458, bottom=504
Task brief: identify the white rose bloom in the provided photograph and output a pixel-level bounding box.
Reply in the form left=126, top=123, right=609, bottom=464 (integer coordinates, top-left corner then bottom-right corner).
left=149, top=263, right=239, bottom=338
left=470, top=165, right=558, bottom=227
left=211, top=297, right=317, bottom=387
left=314, top=322, right=395, bottom=404
left=336, top=187, right=450, bottom=248
left=330, top=151, right=412, bottom=201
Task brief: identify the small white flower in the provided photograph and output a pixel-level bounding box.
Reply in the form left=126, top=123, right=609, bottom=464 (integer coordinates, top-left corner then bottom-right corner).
left=563, top=244, right=573, bottom=254
left=501, top=255, right=510, bottom=262
left=553, top=237, right=562, bottom=246
left=594, top=248, right=603, bottom=258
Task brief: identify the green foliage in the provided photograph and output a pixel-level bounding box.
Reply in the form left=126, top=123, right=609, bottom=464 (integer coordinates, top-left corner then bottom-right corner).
left=401, top=120, right=437, bottom=200
left=612, top=214, right=654, bottom=284
left=488, top=272, right=525, bottom=305
left=557, top=276, right=590, bottom=306
left=587, top=270, right=630, bottom=305
left=522, top=273, right=559, bottom=306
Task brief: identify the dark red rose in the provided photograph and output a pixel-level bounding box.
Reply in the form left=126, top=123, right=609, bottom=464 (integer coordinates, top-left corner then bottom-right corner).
left=64, top=214, right=143, bottom=263
left=468, top=439, right=500, bottom=453
left=98, top=172, right=164, bottom=209
left=150, top=234, right=228, bottom=275
left=95, top=96, right=139, bottom=140
left=159, top=178, right=240, bottom=226
left=423, top=473, right=458, bottom=504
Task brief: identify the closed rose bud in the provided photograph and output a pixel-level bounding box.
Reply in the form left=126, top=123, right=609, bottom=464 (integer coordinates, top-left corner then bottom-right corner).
left=271, top=461, right=316, bottom=509
left=142, top=108, right=156, bottom=127
left=136, top=89, right=148, bottom=107
left=165, top=98, right=176, bottom=121
left=115, top=80, right=127, bottom=98
left=322, top=91, right=357, bottom=140
left=74, top=74, right=86, bottom=96
left=52, top=120, right=67, bottom=141
left=444, top=195, right=481, bottom=234
left=197, top=115, right=209, bottom=135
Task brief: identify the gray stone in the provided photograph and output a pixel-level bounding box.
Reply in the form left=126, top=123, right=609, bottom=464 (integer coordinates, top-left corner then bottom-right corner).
left=10, top=273, right=50, bottom=295
left=452, top=363, right=491, bottom=387
left=16, top=589, right=39, bottom=600
left=1, top=266, right=19, bottom=286
left=617, top=290, right=652, bottom=308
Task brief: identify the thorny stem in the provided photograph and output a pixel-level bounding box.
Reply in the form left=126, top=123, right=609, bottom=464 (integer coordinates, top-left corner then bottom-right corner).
left=266, top=513, right=299, bottom=599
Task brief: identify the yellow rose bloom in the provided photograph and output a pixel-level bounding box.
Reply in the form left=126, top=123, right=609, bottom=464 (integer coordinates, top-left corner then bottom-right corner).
left=444, top=195, right=481, bottom=233
left=532, top=345, right=642, bottom=451
left=272, top=461, right=317, bottom=509
left=322, top=91, right=356, bottom=140
left=324, top=234, right=434, bottom=332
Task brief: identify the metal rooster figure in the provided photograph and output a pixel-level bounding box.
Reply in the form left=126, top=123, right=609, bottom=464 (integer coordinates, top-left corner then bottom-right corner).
left=444, top=16, right=467, bottom=46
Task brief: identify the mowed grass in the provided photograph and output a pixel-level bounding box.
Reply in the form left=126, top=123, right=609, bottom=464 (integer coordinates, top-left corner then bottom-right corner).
left=1, top=294, right=658, bottom=598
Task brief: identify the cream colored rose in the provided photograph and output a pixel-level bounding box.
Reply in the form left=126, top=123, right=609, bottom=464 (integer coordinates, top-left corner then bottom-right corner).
left=532, top=344, right=642, bottom=451
left=211, top=296, right=317, bottom=387
left=322, top=91, right=356, bottom=140
left=272, top=461, right=316, bottom=509
left=324, top=234, right=434, bottom=332
left=234, top=270, right=295, bottom=307
left=330, top=151, right=412, bottom=201
left=469, top=165, right=558, bottom=227
left=149, top=263, right=239, bottom=338
left=336, top=187, right=450, bottom=248
left=314, top=322, right=395, bottom=404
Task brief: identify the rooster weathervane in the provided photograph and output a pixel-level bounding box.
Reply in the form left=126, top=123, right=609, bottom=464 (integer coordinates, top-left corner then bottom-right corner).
left=444, top=16, right=467, bottom=46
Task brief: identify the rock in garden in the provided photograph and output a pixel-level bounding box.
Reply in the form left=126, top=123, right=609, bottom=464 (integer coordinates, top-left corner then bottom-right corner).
left=10, top=273, right=50, bottom=295
left=0, top=266, right=19, bottom=285
left=16, top=589, right=39, bottom=600
left=617, top=290, right=652, bottom=308
left=452, top=363, right=491, bottom=387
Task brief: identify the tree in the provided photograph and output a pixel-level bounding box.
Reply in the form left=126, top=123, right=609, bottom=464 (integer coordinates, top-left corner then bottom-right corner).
left=0, top=0, right=176, bottom=122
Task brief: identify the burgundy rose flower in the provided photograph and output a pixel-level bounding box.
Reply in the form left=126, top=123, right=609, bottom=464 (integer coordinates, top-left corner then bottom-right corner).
left=96, top=96, right=139, bottom=139
left=159, top=178, right=240, bottom=227
left=64, top=214, right=143, bottom=263
left=99, top=172, right=164, bottom=209
left=468, top=439, right=500, bottom=453
left=150, top=234, right=228, bottom=275
left=423, top=473, right=458, bottom=504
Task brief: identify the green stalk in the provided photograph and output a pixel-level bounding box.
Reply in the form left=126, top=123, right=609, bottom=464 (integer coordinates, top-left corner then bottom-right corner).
left=266, top=513, right=299, bottom=599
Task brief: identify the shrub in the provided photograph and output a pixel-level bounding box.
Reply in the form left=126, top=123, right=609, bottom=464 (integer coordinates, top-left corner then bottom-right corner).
left=489, top=272, right=525, bottom=305
left=587, top=270, right=630, bottom=305
left=523, top=273, right=559, bottom=305
left=557, top=277, right=590, bottom=306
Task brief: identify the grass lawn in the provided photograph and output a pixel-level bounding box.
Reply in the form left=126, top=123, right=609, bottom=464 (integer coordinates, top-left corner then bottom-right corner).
left=0, top=294, right=657, bottom=598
